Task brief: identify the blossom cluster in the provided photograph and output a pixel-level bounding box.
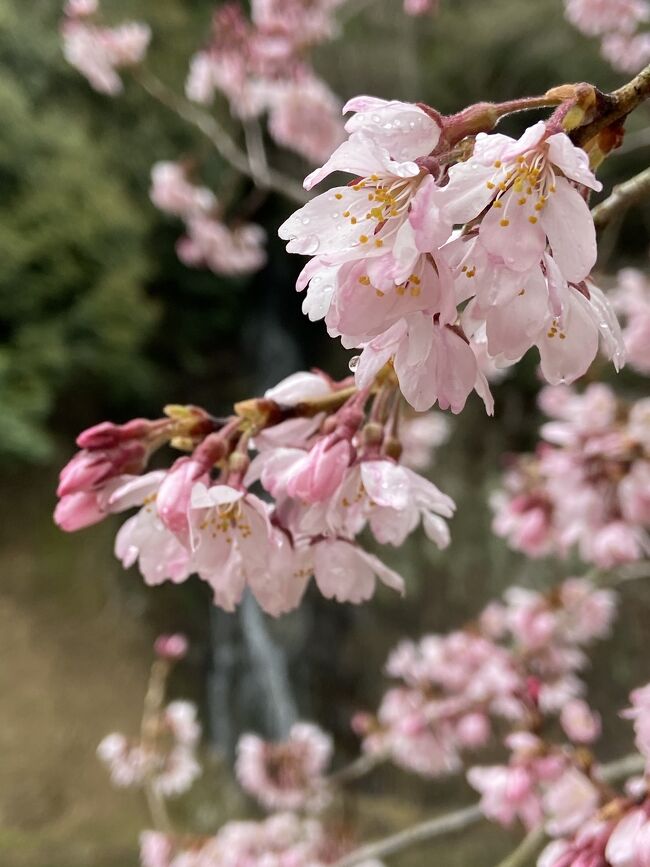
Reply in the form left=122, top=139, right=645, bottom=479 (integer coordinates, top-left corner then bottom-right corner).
left=185, top=1, right=346, bottom=164
left=54, top=369, right=455, bottom=614
left=98, top=700, right=201, bottom=797
left=564, top=0, right=650, bottom=73
left=235, top=722, right=333, bottom=812
left=352, top=577, right=615, bottom=778
left=492, top=383, right=650, bottom=567
left=61, top=0, right=150, bottom=95
left=139, top=813, right=383, bottom=867
left=279, top=97, right=624, bottom=416
left=150, top=161, right=266, bottom=276
left=535, top=681, right=650, bottom=865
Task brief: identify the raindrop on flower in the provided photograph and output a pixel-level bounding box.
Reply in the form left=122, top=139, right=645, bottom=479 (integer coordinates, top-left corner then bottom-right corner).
left=348, top=355, right=361, bottom=372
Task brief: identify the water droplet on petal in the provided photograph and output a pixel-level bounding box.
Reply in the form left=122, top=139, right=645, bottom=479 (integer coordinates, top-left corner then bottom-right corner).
left=372, top=114, right=381, bottom=123
left=296, top=236, right=320, bottom=255
left=348, top=355, right=361, bottom=372
left=302, top=217, right=310, bottom=225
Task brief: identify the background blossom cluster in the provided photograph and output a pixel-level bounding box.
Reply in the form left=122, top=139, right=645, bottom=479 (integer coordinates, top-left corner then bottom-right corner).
left=492, top=383, right=650, bottom=567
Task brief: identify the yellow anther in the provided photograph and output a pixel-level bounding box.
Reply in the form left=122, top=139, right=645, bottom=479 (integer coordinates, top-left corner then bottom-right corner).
left=359, top=234, right=369, bottom=244
left=500, top=218, right=510, bottom=227
left=358, top=275, right=371, bottom=285
left=486, top=181, right=496, bottom=190
left=396, top=284, right=406, bottom=295
left=335, top=193, right=343, bottom=200
left=375, top=238, right=384, bottom=248
left=493, top=200, right=503, bottom=209
left=518, top=197, right=527, bottom=205
left=528, top=216, right=538, bottom=224
left=343, top=210, right=351, bottom=218
left=375, top=289, right=385, bottom=297
left=494, top=160, right=502, bottom=168
left=351, top=216, right=358, bottom=224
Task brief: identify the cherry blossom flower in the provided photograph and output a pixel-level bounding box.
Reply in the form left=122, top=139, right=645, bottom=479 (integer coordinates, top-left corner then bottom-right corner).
left=236, top=722, right=333, bottom=811
left=468, top=734, right=566, bottom=830
left=150, top=162, right=216, bottom=218
left=266, top=77, right=345, bottom=164
left=177, top=215, right=267, bottom=276
left=622, top=683, right=650, bottom=761
left=538, top=818, right=615, bottom=867
left=188, top=482, right=274, bottom=611
left=97, top=701, right=201, bottom=797
left=601, top=29, right=650, bottom=72
left=62, top=18, right=150, bottom=95
left=113, top=473, right=194, bottom=587
left=606, top=806, right=650, bottom=866
left=564, top=0, right=649, bottom=37
left=404, top=0, right=439, bottom=15
left=398, top=411, right=450, bottom=470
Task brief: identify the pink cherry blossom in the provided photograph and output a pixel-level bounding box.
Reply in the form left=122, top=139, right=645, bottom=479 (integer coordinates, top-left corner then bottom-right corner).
left=97, top=701, right=201, bottom=797
left=543, top=767, right=600, bottom=837
left=468, top=733, right=566, bottom=830
left=622, top=683, right=650, bottom=761
left=235, top=722, right=333, bottom=811
left=177, top=214, right=266, bottom=276
left=564, top=0, right=649, bottom=37
left=606, top=806, right=650, bottom=866
left=538, top=818, right=615, bottom=867
left=601, top=29, right=650, bottom=72
left=113, top=480, right=194, bottom=587
left=398, top=411, right=450, bottom=470
left=62, top=18, right=150, bottom=95
left=404, top=0, right=439, bottom=15
left=189, top=482, right=274, bottom=612
left=150, top=162, right=216, bottom=218
left=266, top=76, right=345, bottom=164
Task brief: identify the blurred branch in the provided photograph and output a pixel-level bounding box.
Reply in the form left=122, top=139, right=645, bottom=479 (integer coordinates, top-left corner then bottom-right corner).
left=328, top=751, right=387, bottom=786
left=140, top=659, right=172, bottom=832
left=134, top=69, right=310, bottom=204
left=494, top=827, right=547, bottom=867
left=243, top=119, right=271, bottom=186
left=592, top=167, right=650, bottom=227
left=334, top=753, right=644, bottom=867
left=334, top=804, right=484, bottom=867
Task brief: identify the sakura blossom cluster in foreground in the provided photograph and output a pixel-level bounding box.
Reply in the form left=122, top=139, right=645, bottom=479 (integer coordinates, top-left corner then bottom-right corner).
left=185, top=1, right=346, bottom=164
left=492, top=383, right=650, bottom=567
left=61, top=0, right=150, bottom=95
left=55, top=369, right=455, bottom=613
left=279, top=98, right=624, bottom=415
left=564, top=0, right=650, bottom=73
left=150, top=162, right=266, bottom=276
left=353, top=577, right=615, bottom=779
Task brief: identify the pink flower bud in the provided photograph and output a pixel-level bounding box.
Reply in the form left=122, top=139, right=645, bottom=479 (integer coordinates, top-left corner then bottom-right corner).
left=57, top=441, right=148, bottom=497
left=154, top=633, right=189, bottom=661
left=286, top=437, right=352, bottom=503
left=560, top=699, right=601, bottom=744
left=456, top=713, right=491, bottom=748
left=54, top=492, right=105, bottom=531
left=157, top=458, right=207, bottom=539
left=76, top=418, right=153, bottom=449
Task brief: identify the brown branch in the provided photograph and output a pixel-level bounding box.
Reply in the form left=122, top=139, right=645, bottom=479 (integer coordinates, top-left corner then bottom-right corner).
left=134, top=70, right=310, bottom=205
left=573, top=62, right=650, bottom=147
left=592, top=166, right=650, bottom=227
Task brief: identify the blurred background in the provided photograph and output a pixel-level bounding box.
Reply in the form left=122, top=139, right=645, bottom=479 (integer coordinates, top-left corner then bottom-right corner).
left=1, top=0, right=650, bottom=864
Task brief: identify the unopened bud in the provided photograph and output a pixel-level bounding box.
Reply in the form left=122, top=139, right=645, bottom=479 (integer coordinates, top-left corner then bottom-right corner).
left=154, top=633, right=188, bottom=661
